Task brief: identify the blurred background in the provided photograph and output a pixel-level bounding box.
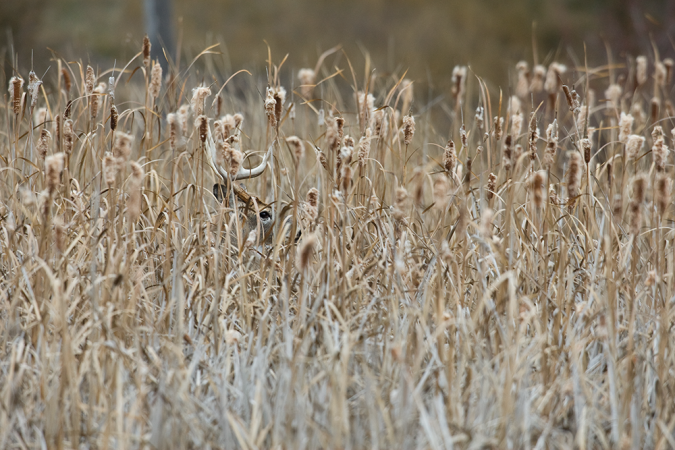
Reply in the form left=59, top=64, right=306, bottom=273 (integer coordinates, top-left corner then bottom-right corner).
left=1, top=0, right=674, bottom=90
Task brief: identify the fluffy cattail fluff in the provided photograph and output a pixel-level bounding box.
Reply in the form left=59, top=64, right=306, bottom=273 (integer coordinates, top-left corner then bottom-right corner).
left=444, top=140, right=457, bottom=175
left=102, top=153, right=117, bottom=186
left=127, top=161, right=144, bottom=223
left=28, top=71, right=42, bottom=109
left=605, top=84, right=622, bottom=110
left=225, top=147, right=243, bottom=178
left=576, top=105, right=588, bottom=134
left=528, top=113, right=539, bottom=159
left=195, top=115, right=207, bottom=144
left=315, top=146, right=329, bottom=172
left=358, top=128, right=372, bottom=164
left=233, top=113, right=244, bottom=130
left=530, top=170, right=547, bottom=209
left=37, top=129, right=51, bottom=164
left=544, top=63, right=566, bottom=94
left=149, top=61, right=162, bottom=100
left=85, top=65, right=95, bottom=96
left=543, top=120, right=558, bottom=170
left=306, top=187, right=319, bottom=212
left=297, top=233, right=317, bottom=272
left=625, top=135, right=645, bottom=160
left=619, top=113, right=633, bottom=144
left=142, top=35, right=151, bottom=69
left=61, top=68, right=71, bottom=96
left=113, top=132, right=133, bottom=163
left=371, top=109, right=388, bottom=140
left=167, top=113, right=177, bottom=151
left=191, top=86, right=211, bottom=117
left=91, top=82, right=106, bottom=119
left=344, top=135, right=355, bottom=148
left=451, top=66, right=467, bottom=103
left=629, top=175, right=646, bottom=234
left=402, top=114, right=415, bottom=145
left=245, top=229, right=257, bottom=249
left=656, top=173, right=671, bottom=216
left=511, top=113, right=523, bottom=138
left=653, top=136, right=667, bottom=172
left=502, top=135, right=513, bottom=171
left=493, top=116, right=504, bottom=141
left=516, top=61, right=530, bottom=99
left=110, top=104, right=118, bottom=131
left=175, top=105, right=189, bottom=137
left=508, top=96, right=521, bottom=116
left=286, top=136, right=305, bottom=163
left=566, top=151, right=582, bottom=202
left=9, top=76, right=24, bottom=115
left=486, top=173, right=497, bottom=200
left=108, top=75, right=115, bottom=99
left=433, top=176, right=450, bottom=211
left=475, top=106, right=484, bottom=129
left=264, top=87, right=277, bottom=127
left=459, top=124, right=468, bottom=147
left=339, top=146, right=353, bottom=190
left=530, top=65, right=546, bottom=92
left=63, top=119, right=74, bottom=155
left=274, top=86, right=286, bottom=125
left=636, top=56, right=648, bottom=86
left=45, top=153, right=65, bottom=195
left=562, top=85, right=580, bottom=112
left=581, top=138, right=592, bottom=164
left=392, top=187, right=409, bottom=222
left=298, top=68, right=316, bottom=98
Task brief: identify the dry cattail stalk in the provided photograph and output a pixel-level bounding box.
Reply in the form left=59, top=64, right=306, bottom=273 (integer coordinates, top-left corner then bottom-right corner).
left=191, top=86, right=211, bottom=117
left=45, top=153, right=65, bottom=195
left=142, top=35, right=151, bottom=69
left=655, top=61, right=666, bottom=87
left=110, top=105, right=118, bottom=131
left=63, top=119, right=74, bottom=155
left=486, top=172, right=497, bottom=200
left=37, top=129, right=51, bottom=164
left=656, top=173, right=671, bottom=216
left=91, top=82, right=106, bottom=119
left=297, top=233, right=317, bottom=272
left=264, top=87, right=277, bottom=127
left=530, top=170, right=547, bottom=209
left=402, top=114, right=415, bottom=145
left=493, top=116, right=504, bottom=141
left=9, top=76, right=24, bottom=115
left=195, top=116, right=208, bottom=144
left=102, top=153, right=118, bottom=186
left=543, top=120, right=558, bottom=170
left=127, top=161, right=144, bottom=223
left=357, top=128, right=372, bottom=165
left=605, top=84, right=622, bottom=110
left=113, top=131, right=134, bottom=163
left=636, top=56, right=648, bottom=86
left=502, top=135, right=513, bottom=171
left=85, top=65, right=95, bottom=96
left=625, top=135, right=645, bottom=160
left=61, top=68, right=71, bottom=95
left=515, top=61, right=530, bottom=99
left=358, top=92, right=374, bottom=131
left=544, top=63, right=566, bottom=94
left=298, top=68, right=316, bottom=98
left=177, top=105, right=189, bottom=136
left=274, top=86, right=286, bottom=125
left=475, top=106, right=484, bottom=129
left=629, top=175, right=646, bottom=235
left=149, top=60, right=162, bottom=100
left=566, top=151, right=582, bottom=202
left=167, top=113, right=177, bottom=151
left=581, top=138, right=592, bottom=164
left=286, top=136, right=305, bottom=164
left=653, top=135, right=668, bottom=172
left=28, top=71, right=42, bottom=109
left=444, top=139, right=457, bottom=175
left=54, top=114, right=61, bottom=147
left=530, top=65, right=546, bottom=92
left=451, top=66, right=467, bottom=103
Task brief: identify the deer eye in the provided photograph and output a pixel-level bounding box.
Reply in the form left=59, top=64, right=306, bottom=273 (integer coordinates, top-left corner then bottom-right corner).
left=259, top=211, right=272, bottom=221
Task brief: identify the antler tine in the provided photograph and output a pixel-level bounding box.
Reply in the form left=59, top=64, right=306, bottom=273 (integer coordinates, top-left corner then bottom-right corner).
left=231, top=141, right=274, bottom=180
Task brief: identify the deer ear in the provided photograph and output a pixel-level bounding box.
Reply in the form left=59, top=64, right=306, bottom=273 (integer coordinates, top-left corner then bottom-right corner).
left=213, top=184, right=227, bottom=203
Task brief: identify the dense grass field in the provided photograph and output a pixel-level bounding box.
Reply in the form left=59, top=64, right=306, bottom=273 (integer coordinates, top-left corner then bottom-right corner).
left=1, top=41, right=674, bottom=449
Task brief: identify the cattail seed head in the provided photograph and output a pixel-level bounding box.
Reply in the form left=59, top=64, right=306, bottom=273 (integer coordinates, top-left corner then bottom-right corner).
left=625, top=135, right=645, bottom=160
left=306, top=187, right=320, bottom=210
left=274, top=86, right=286, bottom=125
left=113, top=131, right=134, bottom=162
left=543, top=120, right=559, bottom=170
left=28, top=71, right=42, bottom=109
left=54, top=114, right=61, bottom=149
left=528, top=112, right=538, bottom=159
left=451, top=66, right=467, bottom=102
left=486, top=172, right=497, bottom=200
left=358, top=128, right=372, bottom=164
left=502, top=135, right=513, bottom=172
left=358, top=92, right=374, bottom=132
left=581, top=138, right=592, bottom=164
left=9, top=76, right=24, bottom=115
left=215, top=94, right=223, bottom=117
left=34, top=107, right=48, bottom=127
left=286, top=136, right=305, bottom=163
left=297, top=233, right=317, bottom=272
left=530, top=65, right=546, bottom=92
left=149, top=60, right=162, bottom=99
left=475, top=106, right=484, bottom=129
left=392, top=186, right=409, bottom=222
left=530, top=170, right=547, bottom=209
left=619, top=112, right=634, bottom=144
left=225, top=147, right=243, bottom=178
left=664, top=58, right=674, bottom=84
left=45, top=153, right=65, bottom=195
left=566, top=151, right=582, bottom=201
left=37, top=129, right=51, bottom=165
left=167, top=113, right=177, bottom=151
left=298, top=68, right=316, bottom=98
left=544, top=63, right=566, bottom=94
left=195, top=115, right=207, bottom=143
left=656, top=173, right=671, bottom=216
left=177, top=104, right=189, bottom=136
left=63, top=119, right=74, bottom=155
left=515, top=61, right=530, bottom=99
left=61, top=68, right=71, bottom=96
left=264, top=87, right=277, bottom=127
left=511, top=113, right=523, bottom=138
left=127, top=161, right=144, bottom=223
left=64, top=100, right=73, bottom=119
left=142, top=35, right=151, bottom=69
left=460, top=123, right=468, bottom=147
left=402, top=114, right=415, bottom=145
left=372, top=109, right=387, bottom=140
left=85, top=65, right=95, bottom=96
left=91, top=82, right=106, bottom=119
left=636, top=56, right=648, bottom=86
left=650, top=97, right=661, bottom=123
left=629, top=175, right=646, bottom=234
left=444, top=140, right=457, bottom=174
left=653, top=136, right=668, bottom=172
left=110, top=104, right=118, bottom=131
left=655, top=61, right=666, bottom=87
left=102, top=153, right=118, bottom=186
left=191, top=86, right=211, bottom=117
left=493, top=116, right=503, bottom=141
left=605, top=84, right=622, bottom=110
left=576, top=105, right=588, bottom=134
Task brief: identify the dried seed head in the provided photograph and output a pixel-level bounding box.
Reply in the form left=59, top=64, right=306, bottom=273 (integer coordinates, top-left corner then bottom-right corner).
left=511, top=113, right=523, bottom=138
left=264, top=87, right=277, bottom=127
left=530, top=170, right=547, bottom=209
left=91, top=82, right=106, bottom=119
left=358, top=91, right=374, bottom=131
left=544, top=62, right=566, bottom=94
left=142, top=35, right=151, bottom=68
left=475, top=105, right=484, bottom=129
left=629, top=175, right=646, bottom=234
left=167, top=113, right=177, bottom=151
left=9, top=76, right=24, bottom=115
left=357, top=128, right=372, bottom=165
left=665, top=58, right=674, bottom=84
left=566, top=151, right=582, bottom=201
left=653, top=136, right=668, bottom=172
left=460, top=123, right=468, bottom=147
left=177, top=105, right=189, bottom=136
left=298, top=68, right=316, bottom=98
left=64, top=100, right=73, bottom=119
left=576, top=105, right=588, bottom=134
left=191, top=86, right=211, bottom=117
left=34, top=107, right=48, bottom=127
left=444, top=139, right=457, bottom=174
left=433, top=176, right=450, bottom=211
left=650, top=97, right=660, bottom=123
left=392, top=186, right=409, bottom=222
left=102, top=153, right=118, bottom=186
left=530, top=65, right=546, bottom=92
left=486, top=172, right=497, bottom=200
left=149, top=60, right=162, bottom=99
left=656, top=172, right=671, bottom=216
left=297, top=233, right=317, bottom=272
left=85, top=65, right=95, bottom=96
left=403, top=114, right=415, bottom=145
left=225, top=147, right=243, bottom=178
left=543, top=120, right=559, bottom=170
left=28, top=71, right=42, bottom=109
left=54, top=114, right=61, bottom=148
left=451, top=66, right=467, bottom=102
left=274, top=86, right=286, bottom=125
left=286, top=136, right=305, bottom=163
left=61, top=68, right=71, bottom=95
left=619, top=112, right=634, bottom=144
left=127, top=161, right=144, bottom=223
left=636, top=56, right=648, bottom=86
left=45, top=153, right=65, bottom=195
left=605, top=84, right=622, bottom=110
left=372, top=109, right=387, bottom=140
left=581, top=138, right=592, bottom=164
left=37, top=129, right=51, bottom=164
left=233, top=113, right=244, bottom=130
left=655, top=61, right=667, bottom=87
left=625, top=135, right=645, bottom=160
left=306, top=187, right=320, bottom=209
left=110, top=104, right=118, bottom=131
left=113, top=131, right=134, bottom=162
left=528, top=113, right=539, bottom=159
left=515, top=61, right=530, bottom=99
left=492, top=116, right=504, bottom=141
left=215, top=94, right=223, bottom=117
left=195, top=115, right=208, bottom=143
left=502, top=135, right=513, bottom=172
left=63, top=119, right=74, bottom=155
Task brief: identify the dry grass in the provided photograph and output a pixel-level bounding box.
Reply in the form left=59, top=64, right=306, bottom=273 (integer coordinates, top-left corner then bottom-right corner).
left=0, top=45, right=674, bottom=449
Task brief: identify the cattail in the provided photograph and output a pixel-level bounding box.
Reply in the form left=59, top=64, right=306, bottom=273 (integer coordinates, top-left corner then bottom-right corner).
left=550, top=184, right=561, bottom=206
left=336, top=117, right=345, bottom=146
left=653, top=136, right=667, bottom=172
left=113, top=131, right=134, bottom=162
left=167, top=113, right=177, bottom=151
left=629, top=175, right=646, bottom=234
left=297, top=233, right=317, bottom=272
left=344, top=135, right=355, bottom=148
left=392, top=186, right=409, bottom=222
left=315, top=146, right=329, bottom=172
left=402, top=114, right=415, bottom=145
left=486, top=172, right=497, bottom=200
left=54, top=114, right=61, bottom=149
left=576, top=105, right=588, bottom=134
left=91, top=82, right=106, bottom=119
left=85, top=65, right=95, bottom=96
left=339, top=146, right=353, bottom=190
left=581, top=138, right=592, bottom=164
left=142, top=35, right=151, bottom=69
left=215, top=94, right=223, bottom=117
left=306, top=187, right=320, bottom=210
left=544, top=63, right=566, bottom=94
left=274, top=86, right=286, bottom=125
left=562, top=85, right=574, bottom=110
left=264, top=87, right=277, bottom=127
left=464, top=157, right=472, bottom=187
left=666, top=100, right=675, bottom=120
left=298, top=68, right=316, bottom=98
left=325, top=117, right=339, bottom=153
left=37, top=129, right=51, bottom=164
left=195, top=115, right=208, bottom=144
left=493, top=116, right=503, bottom=141
left=515, top=61, right=530, bottom=99
left=358, top=92, right=374, bottom=132
left=102, top=153, right=117, bottom=186
left=514, top=144, right=523, bottom=162
left=177, top=105, right=189, bottom=136
left=655, top=61, right=666, bottom=87
left=191, top=86, right=211, bottom=117
left=61, top=68, right=71, bottom=96
left=530, top=170, right=547, bottom=209
left=127, top=161, right=144, bottom=223
left=444, top=139, right=457, bottom=174
left=528, top=113, right=538, bottom=160
left=650, top=97, right=660, bottom=123
left=543, top=120, right=558, bottom=170
left=110, top=104, right=118, bottom=131
left=108, top=75, right=115, bottom=99
left=459, top=124, right=468, bottom=147
left=605, top=84, right=622, bottom=110
left=233, top=113, right=244, bottom=130
left=664, top=58, right=674, bottom=84
left=64, top=100, right=73, bottom=119
left=475, top=106, right=484, bottom=129
left=34, top=107, right=48, bottom=127
left=451, top=66, right=467, bottom=103
left=286, top=136, right=305, bottom=163
left=9, top=76, right=24, bottom=115
left=502, top=135, right=513, bottom=171
left=28, top=71, right=42, bottom=109
left=511, top=113, right=523, bottom=138
left=656, top=173, right=671, bottom=216
left=149, top=60, right=162, bottom=100
left=566, top=151, right=582, bottom=201
left=530, top=65, right=546, bottom=92
left=63, top=119, right=74, bottom=155
left=636, top=56, right=648, bottom=86
left=357, top=128, right=372, bottom=164
left=45, top=153, right=65, bottom=195
left=372, top=109, right=388, bottom=140
left=625, top=135, right=645, bottom=160
left=225, top=146, right=243, bottom=178
left=433, top=176, right=450, bottom=210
